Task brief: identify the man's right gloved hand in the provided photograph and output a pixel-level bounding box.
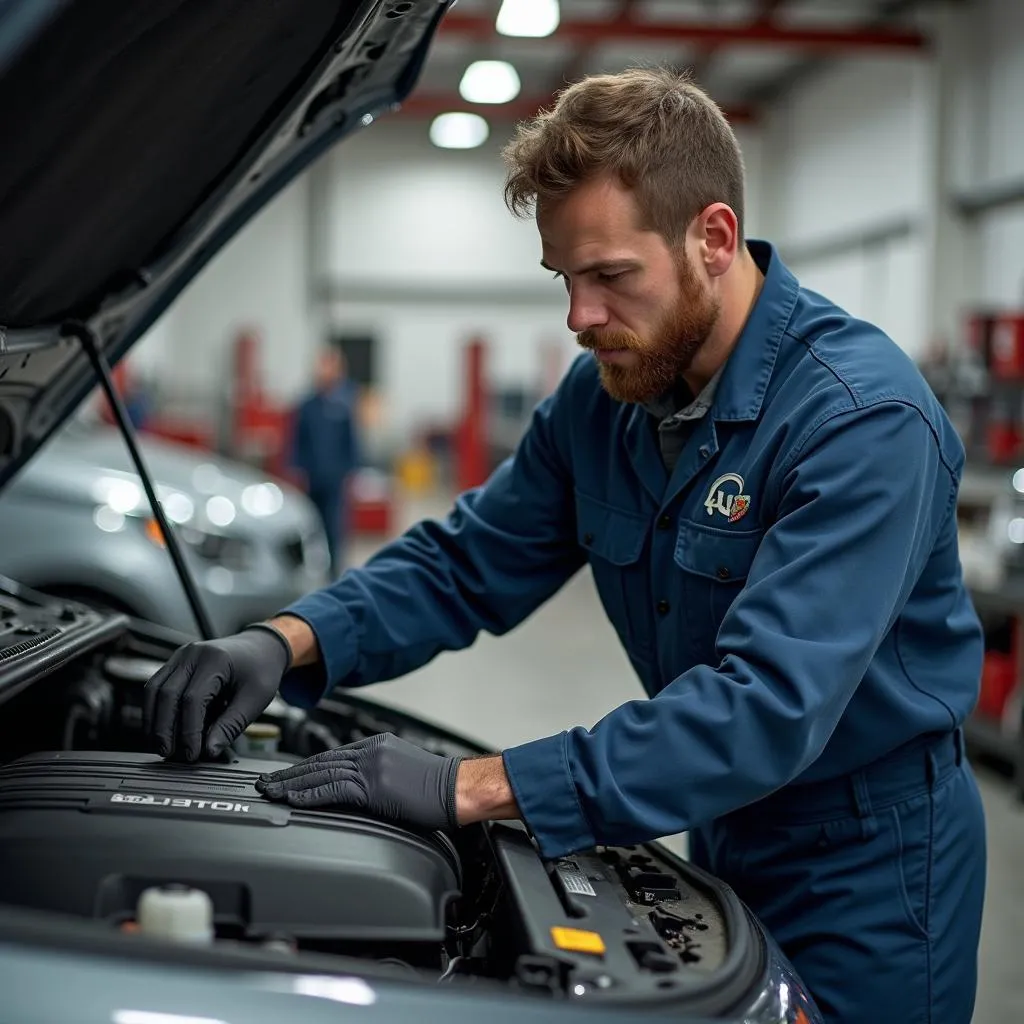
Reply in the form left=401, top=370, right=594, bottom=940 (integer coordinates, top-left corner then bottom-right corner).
left=143, top=624, right=292, bottom=762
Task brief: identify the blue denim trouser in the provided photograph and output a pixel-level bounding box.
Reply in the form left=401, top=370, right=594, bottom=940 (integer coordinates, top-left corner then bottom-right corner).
left=310, top=486, right=346, bottom=576
left=689, top=729, right=986, bottom=1023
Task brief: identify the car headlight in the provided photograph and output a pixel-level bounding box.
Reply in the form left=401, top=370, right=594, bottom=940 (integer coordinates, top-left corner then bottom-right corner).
left=143, top=519, right=255, bottom=573
left=743, top=922, right=822, bottom=1024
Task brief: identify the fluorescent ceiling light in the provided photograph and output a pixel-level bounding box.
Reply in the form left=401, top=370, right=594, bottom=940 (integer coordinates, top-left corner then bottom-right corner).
left=496, top=0, right=559, bottom=38
left=459, top=60, right=521, bottom=104
left=429, top=112, right=489, bottom=150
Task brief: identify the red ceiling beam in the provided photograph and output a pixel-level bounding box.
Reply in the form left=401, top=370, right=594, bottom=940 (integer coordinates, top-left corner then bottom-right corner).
left=560, top=0, right=640, bottom=85
left=690, top=0, right=787, bottom=80
left=395, top=92, right=757, bottom=125
left=437, top=12, right=928, bottom=52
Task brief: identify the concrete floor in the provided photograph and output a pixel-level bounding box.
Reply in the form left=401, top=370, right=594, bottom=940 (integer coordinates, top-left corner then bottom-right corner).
left=349, top=502, right=1024, bottom=1023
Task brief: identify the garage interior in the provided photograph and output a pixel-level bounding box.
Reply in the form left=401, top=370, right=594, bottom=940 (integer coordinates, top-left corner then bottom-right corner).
left=1, top=1, right=1022, bottom=1020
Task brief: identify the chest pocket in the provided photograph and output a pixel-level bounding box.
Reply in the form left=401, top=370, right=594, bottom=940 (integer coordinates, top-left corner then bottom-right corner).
left=674, top=519, right=764, bottom=665
left=575, top=491, right=655, bottom=662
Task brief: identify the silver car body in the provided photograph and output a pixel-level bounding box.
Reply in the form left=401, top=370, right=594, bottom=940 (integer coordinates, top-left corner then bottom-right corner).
left=0, top=420, right=330, bottom=635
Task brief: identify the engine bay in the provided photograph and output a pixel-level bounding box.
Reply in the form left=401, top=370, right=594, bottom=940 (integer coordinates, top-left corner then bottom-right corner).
left=0, top=582, right=760, bottom=1012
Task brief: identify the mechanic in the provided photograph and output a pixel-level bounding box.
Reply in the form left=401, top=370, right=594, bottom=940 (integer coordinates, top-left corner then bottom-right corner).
left=289, top=346, right=360, bottom=576
left=145, top=67, right=986, bottom=1023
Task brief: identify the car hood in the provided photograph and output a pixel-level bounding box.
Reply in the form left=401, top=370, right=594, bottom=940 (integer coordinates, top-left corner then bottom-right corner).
left=0, top=0, right=450, bottom=491
left=9, top=424, right=318, bottom=537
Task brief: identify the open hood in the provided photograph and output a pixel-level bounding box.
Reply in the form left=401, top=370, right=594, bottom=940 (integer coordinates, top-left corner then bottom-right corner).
left=0, top=0, right=450, bottom=490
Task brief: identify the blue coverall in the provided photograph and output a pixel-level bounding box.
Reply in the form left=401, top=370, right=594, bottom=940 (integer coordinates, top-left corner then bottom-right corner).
left=280, top=241, right=987, bottom=1022
left=290, top=382, right=359, bottom=574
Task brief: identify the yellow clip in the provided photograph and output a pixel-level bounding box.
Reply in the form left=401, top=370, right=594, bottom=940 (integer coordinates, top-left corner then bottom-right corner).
left=550, top=926, right=606, bottom=956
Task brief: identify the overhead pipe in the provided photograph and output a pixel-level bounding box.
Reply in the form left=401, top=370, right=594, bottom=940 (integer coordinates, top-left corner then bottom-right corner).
left=396, top=92, right=756, bottom=124
left=689, top=0, right=787, bottom=82
left=559, top=0, right=641, bottom=90
left=779, top=217, right=919, bottom=266
left=954, top=178, right=1024, bottom=218
left=437, top=12, right=928, bottom=52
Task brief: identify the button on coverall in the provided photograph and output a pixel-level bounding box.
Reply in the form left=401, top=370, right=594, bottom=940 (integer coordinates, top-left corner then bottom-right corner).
left=280, top=241, right=987, bottom=1022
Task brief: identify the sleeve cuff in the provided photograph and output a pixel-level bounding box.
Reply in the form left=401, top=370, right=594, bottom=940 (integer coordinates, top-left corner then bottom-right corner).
left=275, top=591, right=360, bottom=709
left=503, top=731, right=596, bottom=860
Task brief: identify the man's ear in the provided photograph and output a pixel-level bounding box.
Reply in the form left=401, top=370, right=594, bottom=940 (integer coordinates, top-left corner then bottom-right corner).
left=696, top=203, right=739, bottom=278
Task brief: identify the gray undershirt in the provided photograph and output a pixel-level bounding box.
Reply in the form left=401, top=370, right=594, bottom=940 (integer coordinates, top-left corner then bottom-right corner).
left=643, top=364, right=726, bottom=473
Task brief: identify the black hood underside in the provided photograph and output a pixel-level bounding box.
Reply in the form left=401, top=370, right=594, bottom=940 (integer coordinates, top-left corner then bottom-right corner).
left=2, top=0, right=352, bottom=328
left=0, top=0, right=447, bottom=487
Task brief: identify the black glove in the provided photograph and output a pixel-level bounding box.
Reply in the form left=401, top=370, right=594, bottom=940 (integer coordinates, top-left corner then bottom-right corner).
left=143, top=624, right=292, bottom=762
left=255, top=733, right=464, bottom=832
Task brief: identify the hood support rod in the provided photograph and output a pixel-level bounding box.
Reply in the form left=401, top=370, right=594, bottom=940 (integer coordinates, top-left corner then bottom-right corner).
left=63, top=322, right=216, bottom=641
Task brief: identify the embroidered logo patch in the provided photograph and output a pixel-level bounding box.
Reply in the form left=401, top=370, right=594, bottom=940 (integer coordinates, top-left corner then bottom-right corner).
left=704, top=473, right=751, bottom=523
left=728, top=495, right=750, bottom=523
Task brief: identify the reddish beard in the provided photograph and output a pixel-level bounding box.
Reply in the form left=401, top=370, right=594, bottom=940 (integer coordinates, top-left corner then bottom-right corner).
left=577, top=256, right=720, bottom=404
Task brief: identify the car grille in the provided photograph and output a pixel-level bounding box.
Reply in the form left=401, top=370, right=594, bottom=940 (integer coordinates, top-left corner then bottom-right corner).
left=281, top=535, right=305, bottom=570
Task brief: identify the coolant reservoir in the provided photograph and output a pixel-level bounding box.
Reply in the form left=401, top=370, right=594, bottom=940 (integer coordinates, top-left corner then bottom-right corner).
left=235, top=721, right=281, bottom=757
left=136, top=884, right=214, bottom=944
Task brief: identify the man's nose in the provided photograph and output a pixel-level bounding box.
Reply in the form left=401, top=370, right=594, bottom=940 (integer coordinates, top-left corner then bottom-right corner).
left=566, top=285, right=609, bottom=335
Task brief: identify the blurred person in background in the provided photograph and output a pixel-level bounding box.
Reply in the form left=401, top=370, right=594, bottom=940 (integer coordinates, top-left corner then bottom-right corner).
left=289, top=346, right=360, bottom=576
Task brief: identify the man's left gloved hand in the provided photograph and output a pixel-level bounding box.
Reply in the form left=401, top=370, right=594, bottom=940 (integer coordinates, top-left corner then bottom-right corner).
left=255, top=733, right=464, bottom=832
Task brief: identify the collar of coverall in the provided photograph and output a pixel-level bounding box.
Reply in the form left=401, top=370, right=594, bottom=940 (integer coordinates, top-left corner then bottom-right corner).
left=644, top=240, right=801, bottom=425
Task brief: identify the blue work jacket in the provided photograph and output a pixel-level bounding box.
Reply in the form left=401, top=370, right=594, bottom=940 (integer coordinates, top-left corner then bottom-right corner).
left=290, top=382, right=360, bottom=495
left=281, top=241, right=983, bottom=860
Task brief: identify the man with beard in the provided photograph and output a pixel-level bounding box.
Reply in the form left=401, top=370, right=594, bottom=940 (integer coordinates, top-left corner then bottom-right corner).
left=144, top=68, right=986, bottom=1022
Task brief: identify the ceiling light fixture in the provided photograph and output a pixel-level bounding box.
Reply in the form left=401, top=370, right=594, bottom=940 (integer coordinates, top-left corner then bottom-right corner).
left=496, top=0, right=559, bottom=38
left=459, top=60, right=521, bottom=104
left=429, top=112, right=489, bottom=150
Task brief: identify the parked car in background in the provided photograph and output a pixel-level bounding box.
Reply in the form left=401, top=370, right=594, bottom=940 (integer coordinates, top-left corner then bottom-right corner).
left=0, top=418, right=330, bottom=636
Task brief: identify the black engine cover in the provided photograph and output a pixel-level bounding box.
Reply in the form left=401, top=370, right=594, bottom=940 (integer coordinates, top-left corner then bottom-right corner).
left=0, top=751, right=461, bottom=943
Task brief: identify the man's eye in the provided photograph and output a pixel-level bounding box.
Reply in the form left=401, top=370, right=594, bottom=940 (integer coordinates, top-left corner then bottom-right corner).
left=597, top=271, right=627, bottom=283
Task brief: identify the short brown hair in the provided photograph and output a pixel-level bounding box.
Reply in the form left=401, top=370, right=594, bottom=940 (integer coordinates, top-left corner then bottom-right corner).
left=502, top=66, right=745, bottom=245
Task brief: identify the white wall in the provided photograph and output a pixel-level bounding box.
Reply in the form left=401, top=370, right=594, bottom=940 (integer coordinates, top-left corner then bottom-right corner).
left=124, top=101, right=762, bottom=448
left=760, top=53, right=932, bottom=358
left=319, top=120, right=573, bottom=443
left=983, top=0, right=1024, bottom=185
left=130, top=175, right=318, bottom=416
left=324, top=124, right=553, bottom=290
left=976, top=0, right=1024, bottom=307
left=319, top=118, right=764, bottom=442
left=322, top=118, right=765, bottom=283
left=760, top=0, right=1024, bottom=356
left=764, top=57, right=930, bottom=249
left=979, top=209, right=1024, bottom=307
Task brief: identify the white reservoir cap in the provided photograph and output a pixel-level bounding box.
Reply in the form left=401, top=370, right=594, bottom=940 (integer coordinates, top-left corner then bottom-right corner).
left=136, top=884, right=214, bottom=944
left=235, top=721, right=281, bottom=757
